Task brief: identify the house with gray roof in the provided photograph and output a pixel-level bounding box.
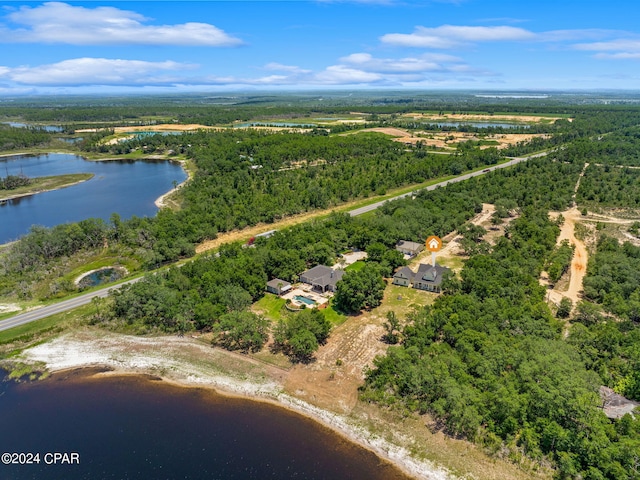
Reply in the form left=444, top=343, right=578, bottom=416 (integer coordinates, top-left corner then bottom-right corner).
left=299, top=265, right=345, bottom=293
left=413, top=264, right=450, bottom=293
left=392, top=266, right=415, bottom=287
left=266, top=278, right=292, bottom=296
left=395, top=240, right=424, bottom=257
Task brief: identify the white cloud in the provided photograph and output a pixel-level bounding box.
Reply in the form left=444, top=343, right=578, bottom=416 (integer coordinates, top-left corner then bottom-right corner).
left=339, top=52, right=463, bottom=73
left=574, top=39, right=640, bottom=52
left=594, top=52, right=640, bottom=60
left=263, top=63, right=312, bottom=74
left=2, top=58, right=196, bottom=86
left=314, top=65, right=383, bottom=84
left=540, top=29, right=622, bottom=42
left=573, top=38, right=640, bottom=61
left=3, top=2, right=242, bottom=46
left=380, top=25, right=625, bottom=49
left=214, top=52, right=479, bottom=86
left=0, top=50, right=485, bottom=90
left=381, top=25, right=535, bottom=48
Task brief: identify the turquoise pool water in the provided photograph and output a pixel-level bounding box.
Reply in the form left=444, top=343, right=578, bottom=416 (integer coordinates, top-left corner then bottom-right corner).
left=294, top=295, right=316, bottom=306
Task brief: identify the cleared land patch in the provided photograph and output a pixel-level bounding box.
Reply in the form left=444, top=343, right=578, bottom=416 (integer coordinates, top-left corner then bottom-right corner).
left=399, top=112, right=568, bottom=123
left=347, top=127, right=549, bottom=150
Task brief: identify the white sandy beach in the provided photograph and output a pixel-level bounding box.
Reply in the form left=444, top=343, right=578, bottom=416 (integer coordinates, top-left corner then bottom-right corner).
left=17, top=331, right=452, bottom=480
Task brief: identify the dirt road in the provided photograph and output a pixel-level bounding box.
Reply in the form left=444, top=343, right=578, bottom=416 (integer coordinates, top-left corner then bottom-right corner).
left=548, top=207, right=588, bottom=306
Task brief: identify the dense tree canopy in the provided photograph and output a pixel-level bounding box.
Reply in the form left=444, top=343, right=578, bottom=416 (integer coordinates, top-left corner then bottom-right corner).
left=363, top=212, right=640, bottom=479
left=334, top=263, right=386, bottom=313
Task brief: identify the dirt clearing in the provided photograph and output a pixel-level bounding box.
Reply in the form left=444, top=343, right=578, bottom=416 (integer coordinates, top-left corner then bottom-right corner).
left=348, top=127, right=549, bottom=150
left=547, top=207, right=589, bottom=307
left=401, top=113, right=567, bottom=123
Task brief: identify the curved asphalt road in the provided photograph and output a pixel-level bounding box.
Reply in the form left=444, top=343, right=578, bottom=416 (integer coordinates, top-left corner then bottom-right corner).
left=0, top=151, right=549, bottom=333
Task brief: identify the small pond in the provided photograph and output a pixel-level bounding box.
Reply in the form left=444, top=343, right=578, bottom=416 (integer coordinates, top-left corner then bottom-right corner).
left=75, top=267, right=126, bottom=288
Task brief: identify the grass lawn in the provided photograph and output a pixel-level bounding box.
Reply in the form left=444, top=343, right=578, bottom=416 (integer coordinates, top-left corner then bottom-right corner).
left=322, top=302, right=347, bottom=326
left=345, top=260, right=366, bottom=272
left=253, top=293, right=346, bottom=326
left=252, top=294, right=286, bottom=321
left=0, top=315, right=61, bottom=348
left=433, top=254, right=466, bottom=272
left=383, top=284, right=436, bottom=317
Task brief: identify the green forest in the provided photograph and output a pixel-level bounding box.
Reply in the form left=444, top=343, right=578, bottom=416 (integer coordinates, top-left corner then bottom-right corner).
left=1, top=96, right=640, bottom=479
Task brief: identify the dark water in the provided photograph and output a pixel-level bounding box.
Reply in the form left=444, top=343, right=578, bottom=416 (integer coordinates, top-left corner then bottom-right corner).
left=0, top=370, right=410, bottom=480
left=0, top=154, right=186, bottom=243
left=77, top=268, right=124, bottom=288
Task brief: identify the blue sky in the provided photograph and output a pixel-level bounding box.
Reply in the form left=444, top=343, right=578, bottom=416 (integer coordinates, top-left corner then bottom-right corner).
left=1, top=0, right=640, bottom=94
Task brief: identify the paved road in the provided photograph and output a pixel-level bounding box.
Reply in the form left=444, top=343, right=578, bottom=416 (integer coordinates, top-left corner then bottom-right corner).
left=0, top=277, right=142, bottom=332
left=349, top=152, right=547, bottom=217
left=0, top=150, right=549, bottom=332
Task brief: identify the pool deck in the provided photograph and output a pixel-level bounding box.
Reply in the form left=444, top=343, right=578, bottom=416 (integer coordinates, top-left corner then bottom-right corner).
left=282, top=287, right=329, bottom=308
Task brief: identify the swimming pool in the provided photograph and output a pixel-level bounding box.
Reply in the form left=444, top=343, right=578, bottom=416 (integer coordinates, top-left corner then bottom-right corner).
left=294, top=295, right=317, bottom=306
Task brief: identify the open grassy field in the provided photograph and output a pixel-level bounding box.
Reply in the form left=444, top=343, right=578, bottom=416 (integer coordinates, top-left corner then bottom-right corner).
left=252, top=293, right=286, bottom=321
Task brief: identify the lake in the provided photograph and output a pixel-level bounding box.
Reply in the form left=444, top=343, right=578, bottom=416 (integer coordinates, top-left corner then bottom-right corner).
left=0, top=370, right=411, bottom=480
left=1, top=122, right=64, bottom=132
left=0, top=153, right=186, bottom=243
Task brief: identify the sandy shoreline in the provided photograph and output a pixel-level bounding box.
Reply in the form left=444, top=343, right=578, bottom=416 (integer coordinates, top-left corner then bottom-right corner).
left=15, top=331, right=452, bottom=480
left=154, top=159, right=190, bottom=208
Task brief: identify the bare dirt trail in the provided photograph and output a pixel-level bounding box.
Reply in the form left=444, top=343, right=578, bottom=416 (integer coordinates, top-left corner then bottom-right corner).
left=547, top=163, right=590, bottom=306
left=581, top=212, right=639, bottom=224
left=438, top=204, right=496, bottom=259
left=548, top=207, right=589, bottom=306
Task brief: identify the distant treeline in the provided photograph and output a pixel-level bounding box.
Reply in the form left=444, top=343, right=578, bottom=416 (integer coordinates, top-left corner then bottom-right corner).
left=3, top=98, right=640, bottom=127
